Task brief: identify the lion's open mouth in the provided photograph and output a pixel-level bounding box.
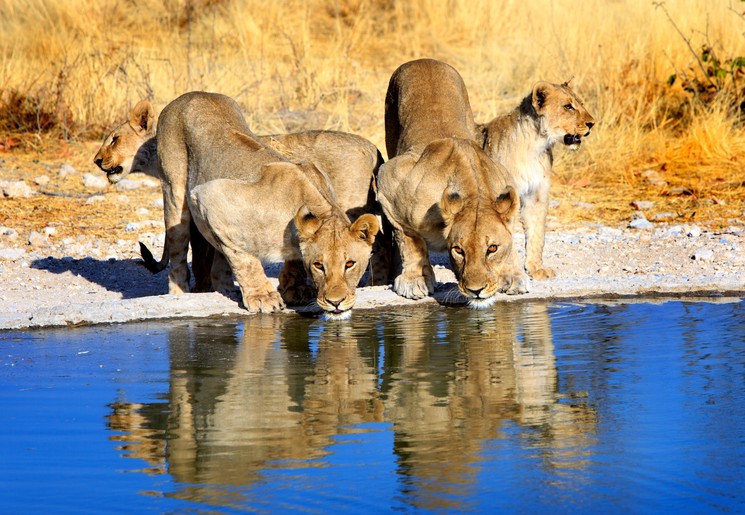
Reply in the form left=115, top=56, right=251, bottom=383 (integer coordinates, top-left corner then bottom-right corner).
left=563, top=134, right=582, bottom=146
left=105, top=166, right=125, bottom=183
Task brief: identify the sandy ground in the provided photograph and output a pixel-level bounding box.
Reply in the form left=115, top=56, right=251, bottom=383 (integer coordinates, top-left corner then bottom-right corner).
left=1, top=219, right=743, bottom=330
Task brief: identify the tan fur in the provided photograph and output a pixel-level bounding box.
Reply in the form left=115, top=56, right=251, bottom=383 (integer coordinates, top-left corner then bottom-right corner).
left=478, top=80, right=595, bottom=280
left=146, top=92, right=380, bottom=318
left=378, top=59, right=527, bottom=307
left=94, top=102, right=391, bottom=291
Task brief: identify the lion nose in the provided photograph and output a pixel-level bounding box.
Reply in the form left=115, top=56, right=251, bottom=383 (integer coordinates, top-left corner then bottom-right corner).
left=94, top=157, right=103, bottom=169
left=325, top=296, right=346, bottom=308
left=586, top=122, right=594, bottom=130
left=466, top=286, right=485, bottom=298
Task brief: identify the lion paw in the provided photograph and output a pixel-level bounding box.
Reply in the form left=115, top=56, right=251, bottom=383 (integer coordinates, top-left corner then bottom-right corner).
left=529, top=267, right=555, bottom=281
left=393, top=273, right=435, bottom=300
left=242, top=291, right=285, bottom=314
left=280, top=283, right=317, bottom=306
left=500, top=272, right=530, bottom=295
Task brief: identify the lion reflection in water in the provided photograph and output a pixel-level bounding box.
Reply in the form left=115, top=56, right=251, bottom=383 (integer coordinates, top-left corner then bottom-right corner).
left=107, top=306, right=595, bottom=509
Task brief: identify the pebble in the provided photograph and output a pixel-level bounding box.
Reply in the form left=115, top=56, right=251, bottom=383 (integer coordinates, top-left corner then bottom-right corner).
left=628, top=217, right=654, bottom=230
left=691, top=248, right=714, bottom=261
left=82, top=173, right=109, bottom=190
left=114, top=179, right=145, bottom=191
left=1, top=227, right=19, bottom=240
left=2, top=180, right=36, bottom=198
left=28, top=230, right=48, bottom=247
left=58, top=164, right=77, bottom=177
left=686, top=225, right=702, bottom=238
left=631, top=200, right=655, bottom=210
left=34, top=175, right=50, bottom=186
left=0, top=248, right=26, bottom=260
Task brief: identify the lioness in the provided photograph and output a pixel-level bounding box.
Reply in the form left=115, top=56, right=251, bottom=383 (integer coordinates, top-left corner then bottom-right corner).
left=378, top=59, right=527, bottom=307
left=144, top=91, right=379, bottom=318
left=94, top=100, right=391, bottom=290
left=478, top=79, right=595, bottom=279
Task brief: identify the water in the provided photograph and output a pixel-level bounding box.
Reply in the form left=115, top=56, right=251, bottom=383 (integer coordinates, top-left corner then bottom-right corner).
left=1, top=299, right=744, bottom=514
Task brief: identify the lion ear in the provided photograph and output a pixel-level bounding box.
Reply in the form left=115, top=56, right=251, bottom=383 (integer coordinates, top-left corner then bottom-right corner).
left=350, top=213, right=380, bottom=246
left=130, top=100, right=155, bottom=135
left=561, top=77, right=575, bottom=89
left=440, top=182, right=464, bottom=225
left=495, top=184, right=519, bottom=220
left=294, top=205, right=323, bottom=240
left=531, top=82, right=553, bottom=112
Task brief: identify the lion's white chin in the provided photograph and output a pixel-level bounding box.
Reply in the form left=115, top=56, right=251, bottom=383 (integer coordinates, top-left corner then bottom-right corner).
left=467, top=295, right=498, bottom=310
left=321, top=309, right=353, bottom=321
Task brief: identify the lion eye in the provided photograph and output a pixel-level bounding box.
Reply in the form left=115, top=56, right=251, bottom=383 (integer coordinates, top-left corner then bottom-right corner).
left=313, top=262, right=324, bottom=271
left=345, top=260, right=355, bottom=269
left=451, top=246, right=464, bottom=256
left=110, top=136, right=119, bottom=146
left=487, top=244, right=498, bottom=254
left=564, top=104, right=575, bottom=111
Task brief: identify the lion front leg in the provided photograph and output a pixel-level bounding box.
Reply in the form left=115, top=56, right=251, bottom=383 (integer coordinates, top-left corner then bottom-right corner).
left=278, top=260, right=316, bottom=305
left=521, top=189, right=555, bottom=281
left=222, top=248, right=284, bottom=313
left=392, top=228, right=435, bottom=300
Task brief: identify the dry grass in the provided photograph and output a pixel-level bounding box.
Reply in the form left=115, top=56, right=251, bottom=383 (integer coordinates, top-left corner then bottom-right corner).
left=1, top=0, right=745, bottom=236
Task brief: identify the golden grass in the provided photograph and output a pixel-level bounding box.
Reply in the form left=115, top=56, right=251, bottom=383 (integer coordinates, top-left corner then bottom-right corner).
left=1, top=0, right=744, bottom=231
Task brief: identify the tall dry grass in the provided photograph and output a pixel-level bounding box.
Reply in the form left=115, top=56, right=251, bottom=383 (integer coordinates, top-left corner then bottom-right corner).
left=1, top=0, right=744, bottom=224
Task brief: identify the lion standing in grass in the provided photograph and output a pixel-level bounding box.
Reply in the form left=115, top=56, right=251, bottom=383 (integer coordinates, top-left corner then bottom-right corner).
left=478, top=80, right=595, bottom=280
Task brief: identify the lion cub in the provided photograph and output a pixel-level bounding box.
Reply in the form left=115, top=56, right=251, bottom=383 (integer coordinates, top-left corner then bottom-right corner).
left=478, top=80, right=595, bottom=279
left=146, top=92, right=379, bottom=318
left=378, top=59, right=527, bottom=308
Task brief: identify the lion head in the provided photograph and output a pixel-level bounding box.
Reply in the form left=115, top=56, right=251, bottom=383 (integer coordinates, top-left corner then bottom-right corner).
left=440, top=176, right=521, bottom=308
left=531, top=80, right=595, bottom=148
left=93, top=100, right=156, bottom=183
left=295, top=208, right=380, bottom=320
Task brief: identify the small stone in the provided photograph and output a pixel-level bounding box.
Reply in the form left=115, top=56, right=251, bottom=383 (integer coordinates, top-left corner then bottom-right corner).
left=686, top=225, right=702, bottom=238
left=153, top=198, right=164, bottom=209
left=691, top=248, right=714, bottom=261
left=124, top=222, right=140, bottom=232
left=34, top=175, right=50, bottom=186
left=628, top=218, right=654, bottom=230
left=85, top=195, right=106, bottom=205
left=3, top=180, right=36, bottom=198
left=114, top=179, right=143, bottom=191
left=43, top=226, right=56, bottom=237
left=631, top=200, right=655, bottom=210
left=0, top=248, right=26, bottom=260
left=82, top=173, right=109, bottom=190
left=28, top=230, right=47, bottom=247
left=58, top=164, right=77, bottom=177
left=1, top=227, right=19, bottom=240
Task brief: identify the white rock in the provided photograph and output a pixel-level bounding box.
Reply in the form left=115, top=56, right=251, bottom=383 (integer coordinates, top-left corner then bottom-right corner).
left=631, top=200, right=655, bottom=210
left=58, top=164, right=77, bottom=177
left=686, top=225, right=702, bottom=238
left=34, top=175, right=50, bottom=186
left=628, top=218, right=654, bottom=230
left=82, top=173, right=109, bottom=190
left=3, top=180, right=36, bottom=198
left=691, top=248, right=714, bottom=261
left=114, top=179, right=144, bottom=191
left=0, top=248, right=26, bottom=260
left=28, top=230, right=48, bottom=247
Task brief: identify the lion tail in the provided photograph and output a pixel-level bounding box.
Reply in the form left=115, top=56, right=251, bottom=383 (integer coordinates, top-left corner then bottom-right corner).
left=139, top=240, right=169, bottom=274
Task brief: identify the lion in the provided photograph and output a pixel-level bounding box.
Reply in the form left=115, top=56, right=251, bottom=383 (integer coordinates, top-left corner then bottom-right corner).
left=133, top=91, right=380, bottom=318
left=477, top=79, right=595, bottom=280
left=378, top=59, right=528, bottom=308
left=94, top=100, right=392, bottom=291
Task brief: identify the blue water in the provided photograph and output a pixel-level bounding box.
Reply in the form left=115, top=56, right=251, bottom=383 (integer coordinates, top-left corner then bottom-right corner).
left=1, top=300, right=744, bottom=514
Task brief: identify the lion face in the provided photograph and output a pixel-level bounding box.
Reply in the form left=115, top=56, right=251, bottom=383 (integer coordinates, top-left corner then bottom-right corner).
left=296, top=211, right=380, bottom=320
left=441, top=185, right=520, bottom=309
left=93, top=100, right=155, bottom=183
left=532, top=81, right=595, bottom=149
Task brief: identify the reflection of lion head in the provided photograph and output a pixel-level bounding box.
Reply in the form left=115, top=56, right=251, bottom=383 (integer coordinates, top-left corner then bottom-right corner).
left=93, top=100, right=157, bottom=183
left=530, top=80, right=595, bottom=148
left=295, top=207, right=380, bottom=320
